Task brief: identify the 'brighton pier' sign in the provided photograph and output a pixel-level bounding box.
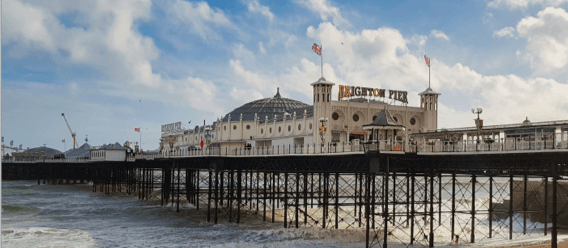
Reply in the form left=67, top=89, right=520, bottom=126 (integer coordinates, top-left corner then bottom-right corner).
left=161, top=122, right=182, bottom=132
left=338, top=85, right=408, bottom=103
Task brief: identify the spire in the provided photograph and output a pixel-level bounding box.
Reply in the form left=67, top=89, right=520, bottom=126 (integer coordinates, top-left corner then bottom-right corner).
left=274, top=87, right=281, bottom=98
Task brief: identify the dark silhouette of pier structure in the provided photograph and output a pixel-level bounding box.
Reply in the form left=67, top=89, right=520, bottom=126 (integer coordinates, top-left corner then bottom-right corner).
left=3, top=144, right=568, bottom=247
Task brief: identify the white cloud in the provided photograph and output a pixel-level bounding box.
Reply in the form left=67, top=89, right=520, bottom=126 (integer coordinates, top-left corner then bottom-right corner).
left=407, top=34, right=428, bottom=47
left=488, top=0, right=568, bottom=9
left=169, top=0, right=235, bottom=40
left=246, top=0, right=274, bottom=22
left=3, top=0, right=160, bottom=87
left=259, top=42, right=266, bottom=53
left=492, top=26, right=516, bottom=38
left=516, top=7, right=568, bottom=74
left=296, top=0, right=349, bottom=26
left=3, top=0, right=222, bottom=115
left=430, top=30, right=450, bottom=41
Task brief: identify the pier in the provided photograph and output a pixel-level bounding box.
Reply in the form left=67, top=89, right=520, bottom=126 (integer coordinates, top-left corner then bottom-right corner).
left=3, top=140, right=568, bottom=247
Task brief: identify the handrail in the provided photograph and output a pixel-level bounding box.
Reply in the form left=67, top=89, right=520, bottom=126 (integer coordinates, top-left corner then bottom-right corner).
left=416, top=119, right=568, bottom=134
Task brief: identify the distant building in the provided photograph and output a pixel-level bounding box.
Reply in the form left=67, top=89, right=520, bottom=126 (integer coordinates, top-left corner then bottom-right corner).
left=63, top=142, right=93, bottom=160
left=90, top=142, right=127, bottom=161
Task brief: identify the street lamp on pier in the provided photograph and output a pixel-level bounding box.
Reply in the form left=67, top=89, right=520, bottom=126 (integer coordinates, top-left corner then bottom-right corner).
left=471, top=108, right=483, bottom=144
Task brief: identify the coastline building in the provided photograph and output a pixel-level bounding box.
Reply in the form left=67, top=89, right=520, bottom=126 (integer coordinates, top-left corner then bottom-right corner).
left=160, top=77, right=440, bottom=151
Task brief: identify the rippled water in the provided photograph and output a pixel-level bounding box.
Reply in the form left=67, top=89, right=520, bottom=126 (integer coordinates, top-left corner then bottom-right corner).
left=2, top=181, right=365, bottom=248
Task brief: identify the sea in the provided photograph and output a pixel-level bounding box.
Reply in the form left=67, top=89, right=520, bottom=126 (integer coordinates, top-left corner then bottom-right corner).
left=1, top=181, right=366, bottom=248
left=2, top=179, right=565, bottom=247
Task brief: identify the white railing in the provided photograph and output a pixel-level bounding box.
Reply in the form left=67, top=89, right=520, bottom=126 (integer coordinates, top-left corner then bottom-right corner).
left=417, top=134, right=568, bottom=153
left=2, top=158, right=91, bottom=163
left=128, top=142, right=371, bottom=160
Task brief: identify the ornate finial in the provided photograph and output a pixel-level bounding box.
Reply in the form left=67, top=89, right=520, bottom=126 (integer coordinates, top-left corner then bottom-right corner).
left=274, top=87, right=281, bottom=98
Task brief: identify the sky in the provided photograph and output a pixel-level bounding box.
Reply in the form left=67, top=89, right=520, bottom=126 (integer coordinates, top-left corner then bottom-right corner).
left=2, top=0, right=568, bottom=151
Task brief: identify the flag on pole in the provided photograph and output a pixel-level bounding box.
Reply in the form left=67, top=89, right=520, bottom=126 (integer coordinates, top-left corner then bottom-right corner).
left=135, top=128, right=140, bottom=132
left=62, top=139, right=65, bottom=143
left=424, top=55, right=430, bottom=67
left=312, top=43, right=322, bottom=56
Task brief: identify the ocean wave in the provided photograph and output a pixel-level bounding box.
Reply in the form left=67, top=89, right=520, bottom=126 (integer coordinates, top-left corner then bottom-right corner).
left=2, top=204, right=40, bottom=214
left=1, top=227, right=95, bottom=248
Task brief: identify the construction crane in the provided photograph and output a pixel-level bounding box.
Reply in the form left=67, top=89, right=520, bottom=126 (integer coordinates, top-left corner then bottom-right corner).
left=61, top=113, right=79, bottom=149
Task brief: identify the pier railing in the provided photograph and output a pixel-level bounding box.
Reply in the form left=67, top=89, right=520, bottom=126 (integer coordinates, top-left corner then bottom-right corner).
left=131, top=142, right=370, bottom=159
left=417, top=135, right=568, bottom=153
left=1, top=158, right=91, bottom=163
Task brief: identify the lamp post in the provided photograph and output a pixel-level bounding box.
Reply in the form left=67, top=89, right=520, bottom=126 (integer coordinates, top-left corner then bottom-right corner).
left=471, top=108, right=483, bottom=144
left=319, top=117, right=328, bottom=148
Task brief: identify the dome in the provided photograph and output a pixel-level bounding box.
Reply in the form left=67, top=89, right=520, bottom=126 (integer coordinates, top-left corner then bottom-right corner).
left=222, top=88, right=311, bottom=122
left=418, top=87, right=441, bottom=95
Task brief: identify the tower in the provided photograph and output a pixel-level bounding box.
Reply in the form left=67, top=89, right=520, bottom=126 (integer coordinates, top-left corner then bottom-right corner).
left=311, top=77, right=334, bottom=145
left=418, top=87, right=441, bottom=132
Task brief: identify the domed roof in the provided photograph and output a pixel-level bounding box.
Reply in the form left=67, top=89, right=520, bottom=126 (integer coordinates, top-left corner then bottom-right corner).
left=23, top=146, right=63, bottom=158
left=222, top=88, right=311, bottom=122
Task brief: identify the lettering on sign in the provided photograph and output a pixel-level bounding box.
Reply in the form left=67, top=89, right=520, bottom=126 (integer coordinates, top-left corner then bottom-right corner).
left=161, top=122, right=182, bottom=132
left=338, top=85, right=407, bottom=103
left=388, top=90, right=408, bottom=103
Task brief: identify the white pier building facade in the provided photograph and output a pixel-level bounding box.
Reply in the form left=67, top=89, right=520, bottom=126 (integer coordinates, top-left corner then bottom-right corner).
left=160, top=77, right=440, bottom=152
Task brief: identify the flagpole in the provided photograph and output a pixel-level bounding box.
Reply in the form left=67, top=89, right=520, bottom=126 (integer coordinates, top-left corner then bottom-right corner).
left=321, top=44, right=323, bottom=78
left=429, top=64, right=430, bottom=88
left=140, top=128, right=142, bottom=152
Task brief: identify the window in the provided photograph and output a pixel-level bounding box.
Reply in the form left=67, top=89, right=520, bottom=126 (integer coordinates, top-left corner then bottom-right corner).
left=332, top=112, right=339, bottom=120
left=261, top=129, right=264, bottom=134
left=246, top=125, right=250, bottom=130
left=224, top=126, right=226, bottom=131
left=233, top=125, right=237, bottom=130
left=288, top=125, right=291, bottom=132
left=278, top=126, right=282, bottom=133
left=410, top=118, right=416, bottom=125
left=393, top=117, right=398, bottom=123
left=353, top=114, right=360, bottom=122
left=298, top=124, right=302, bottom=131
left=373, top=115, right=377, bottom=121
left=270, top=127, right=272, bottom=133
left=309, top=123, right=313, bottom=130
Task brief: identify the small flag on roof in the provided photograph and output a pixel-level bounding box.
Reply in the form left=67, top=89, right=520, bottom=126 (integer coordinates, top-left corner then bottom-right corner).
left=62, top=139, right=65, bottom=143
left=312, top=43, right=322, bottom=56
left=424, top=55, right=430, bottom=67
left=135, top=128, right=140, bottom=132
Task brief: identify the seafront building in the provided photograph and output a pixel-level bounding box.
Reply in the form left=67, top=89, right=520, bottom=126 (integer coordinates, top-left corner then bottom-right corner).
left=159, top=77, right=440, bottom=152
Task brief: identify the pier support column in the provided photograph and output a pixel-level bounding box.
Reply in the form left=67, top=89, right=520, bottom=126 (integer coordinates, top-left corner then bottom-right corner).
left=471, top=174, right=476, bottom=243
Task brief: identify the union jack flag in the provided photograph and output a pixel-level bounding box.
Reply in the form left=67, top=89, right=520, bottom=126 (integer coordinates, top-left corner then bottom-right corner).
left=424, top=55, right=430, bottom=67
left=312, top=43, right=322, bottom=56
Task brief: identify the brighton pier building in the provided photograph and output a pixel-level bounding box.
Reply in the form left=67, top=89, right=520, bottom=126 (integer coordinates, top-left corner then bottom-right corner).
left=159, top=77, right=440, bottom=152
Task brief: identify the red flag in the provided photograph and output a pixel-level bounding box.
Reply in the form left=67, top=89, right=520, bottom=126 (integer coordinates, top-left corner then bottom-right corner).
left=312, top=43, right=321, bottom=56
left=135, top=128, right=140, bottom=132
left=424, top=55, right=430, bottom=67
